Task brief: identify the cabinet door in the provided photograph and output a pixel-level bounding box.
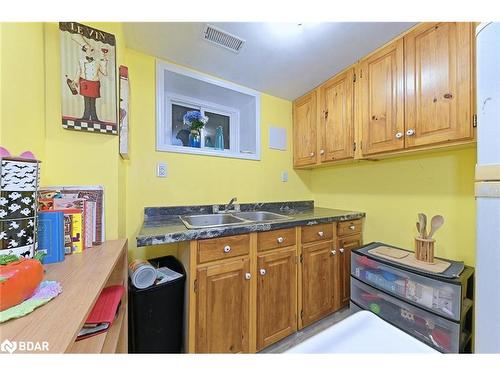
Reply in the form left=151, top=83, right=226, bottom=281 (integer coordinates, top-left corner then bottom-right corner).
left=359, top=39, right=405, bottom=155
left=293, top=91, right=318, bottom=167
left=256, top=248, right=297, bottom=350
left=338, top=234, right=362, bottom=306
left=405, top=22, right=473, bottom=147
left=319, top=68, right=354, bottom=162
left=301, top=241, right=338, bottom=327
left=196, top=258, right=250, bottom=353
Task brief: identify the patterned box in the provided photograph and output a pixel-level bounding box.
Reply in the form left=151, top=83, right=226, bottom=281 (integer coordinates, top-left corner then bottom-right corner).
left=0, top=157, right=40, bottom=258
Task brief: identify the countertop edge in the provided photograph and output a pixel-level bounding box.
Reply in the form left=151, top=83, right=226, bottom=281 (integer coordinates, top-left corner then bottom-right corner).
left=136, top=211, right=365, bottom=247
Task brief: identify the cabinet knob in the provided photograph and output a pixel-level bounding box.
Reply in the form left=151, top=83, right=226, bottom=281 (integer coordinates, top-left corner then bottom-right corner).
left=331, top=249, right=336, bottom=255
left=245, top=272, right=251, bottom=280
left=406, top=128, right=416, bottom=136
left=277, top=236, right=284, bottom=244
left=320, top=149, right=325, bottom=155
left=318, top=231, right=324, bottom=237
left=339, top=248, right=345, bottom=253
left=310, top=152, right=315, bottom=157
left=395, top=132, right=403, bottom=139
left=259, top=268, right=267, bottom=276
left=443, top=93, right=453, bottom=99
left=223, top=245, right=231, bottom=253
left=349, top=225, right=356, bottom=230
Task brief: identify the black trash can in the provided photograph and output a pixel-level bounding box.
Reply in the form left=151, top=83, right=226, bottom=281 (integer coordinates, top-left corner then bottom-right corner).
left=128, top=255, right=186, bottom=353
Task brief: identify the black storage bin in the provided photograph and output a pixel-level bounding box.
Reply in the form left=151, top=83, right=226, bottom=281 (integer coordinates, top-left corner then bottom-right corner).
left=128, top=255, right=186, bottom=353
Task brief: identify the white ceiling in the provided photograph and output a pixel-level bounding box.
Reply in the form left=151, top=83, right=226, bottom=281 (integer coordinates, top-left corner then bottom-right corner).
left=124, top=22, right=416, bottom=100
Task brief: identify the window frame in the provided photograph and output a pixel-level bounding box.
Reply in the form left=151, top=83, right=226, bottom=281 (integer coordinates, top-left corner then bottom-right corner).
left=166, top=93, right=239, bottom=153
left=156, top=60, right=261, bottom=160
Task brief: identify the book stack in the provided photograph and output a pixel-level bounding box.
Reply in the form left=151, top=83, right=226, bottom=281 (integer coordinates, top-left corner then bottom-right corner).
left=37, top=186, right=105, bottom=257
left=76, top=285, right=124, bottom=341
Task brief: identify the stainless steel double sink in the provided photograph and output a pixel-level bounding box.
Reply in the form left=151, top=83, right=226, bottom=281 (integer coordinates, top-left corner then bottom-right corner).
left=179, top=211, right=290, bottom=229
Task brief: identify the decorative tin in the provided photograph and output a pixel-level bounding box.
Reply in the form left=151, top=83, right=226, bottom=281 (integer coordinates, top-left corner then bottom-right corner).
left=0, top=157, right=40, bottom=258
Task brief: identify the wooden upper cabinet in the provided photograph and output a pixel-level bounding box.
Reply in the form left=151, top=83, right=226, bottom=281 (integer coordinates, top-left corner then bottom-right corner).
left=256, top=248, right=297, bottom=350
left=301, top=241, right=338, bottom=327
left=405, top=22, right=473, bottom=148
left=319, top=68, right=355, bottom=161
left=196, top=258, right=250, bottom=353
left=359, top=39, right=405, bottom=155
left=293, top=90, right=318, bottom=167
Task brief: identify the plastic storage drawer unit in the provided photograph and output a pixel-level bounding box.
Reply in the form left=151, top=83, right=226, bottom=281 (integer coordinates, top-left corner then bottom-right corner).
left=351, top=252, right=468, bottom=321
left=350, top=277, right=463, bottom=353
left=128, top=255, right=186, bottom=353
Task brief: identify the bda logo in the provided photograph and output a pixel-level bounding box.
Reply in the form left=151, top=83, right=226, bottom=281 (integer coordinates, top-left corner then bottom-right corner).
left=1, top=339, right=17, bottom=354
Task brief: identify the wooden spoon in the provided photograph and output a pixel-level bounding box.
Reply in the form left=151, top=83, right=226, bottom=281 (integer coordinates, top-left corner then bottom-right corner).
left=418, top=213, right=427, bottom=238
left=428, top=215, right=444, bottom=239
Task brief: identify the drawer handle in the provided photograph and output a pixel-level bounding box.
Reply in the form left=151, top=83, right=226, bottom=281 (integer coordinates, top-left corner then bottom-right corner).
left=223, top=245, right=231, bottom=253
left=318, top=231, right=324, bottom=237
left=245, top=272, right=251, bottom=280
left=260, top=268, right=267, bottom=276
left=443, top=93, right=453, bottom=99
left=277, top=236, right=284, bottom=244
left=349, top=225, right=356, bottom=230
left=339, top=248, right=345, bottom=254
left=310, top=152, right=315, bottom=157
left=395, top=131, right=403, bottom=139
left=331, top=249, right=336, bottom=255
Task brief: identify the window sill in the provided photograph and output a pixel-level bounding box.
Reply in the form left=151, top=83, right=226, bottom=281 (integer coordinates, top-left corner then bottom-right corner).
left=156, top=144, right=260, bottom=161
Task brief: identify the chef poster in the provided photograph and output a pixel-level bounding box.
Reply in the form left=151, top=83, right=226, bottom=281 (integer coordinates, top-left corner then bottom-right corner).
left=59, top=22, right=117, bottom=135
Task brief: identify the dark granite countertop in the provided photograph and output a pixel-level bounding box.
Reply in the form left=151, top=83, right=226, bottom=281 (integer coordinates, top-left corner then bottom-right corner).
left=136, top=200, right=365, bottom=247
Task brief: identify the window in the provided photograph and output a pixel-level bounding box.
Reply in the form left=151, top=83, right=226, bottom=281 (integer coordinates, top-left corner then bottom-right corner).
left=156, top=61, right=260, bottom=160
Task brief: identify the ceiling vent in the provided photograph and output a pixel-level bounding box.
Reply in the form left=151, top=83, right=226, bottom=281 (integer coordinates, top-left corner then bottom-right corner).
left=202, top=24, right=245, bottom=53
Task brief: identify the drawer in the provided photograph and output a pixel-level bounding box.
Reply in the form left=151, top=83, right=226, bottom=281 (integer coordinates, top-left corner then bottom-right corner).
left=351, top=252, right=463, bottom=321
left=351, top=277, right=461, bottom=353
left=338, top=219, right=362, bottom=237
left=301, top=224, right=334, bottom=244
left=257, top=228, right=296, bottom=252
left=198, top=234, right=250, bottom=263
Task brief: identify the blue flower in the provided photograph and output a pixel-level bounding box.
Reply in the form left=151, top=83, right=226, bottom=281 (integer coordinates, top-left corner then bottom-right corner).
left=183, top=110, right=209, bottom=130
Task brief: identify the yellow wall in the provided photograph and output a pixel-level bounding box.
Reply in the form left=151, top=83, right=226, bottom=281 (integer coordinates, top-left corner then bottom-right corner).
left=0, top=22, right=477, bottom=266
left=0, top=23, right=46, bottom=160
left=124, top=49, right=312, bottom=259
left=310, top=147, right=477, bottom=265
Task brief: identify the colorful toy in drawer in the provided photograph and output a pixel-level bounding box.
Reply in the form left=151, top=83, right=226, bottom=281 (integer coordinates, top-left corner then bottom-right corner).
left=0, top=155, right=41, bottom=259
left=430, top=328, right=452, bottom=351
left=369, top=303, right=381, bottom=315
left=356, top=255, right=379, bottom=269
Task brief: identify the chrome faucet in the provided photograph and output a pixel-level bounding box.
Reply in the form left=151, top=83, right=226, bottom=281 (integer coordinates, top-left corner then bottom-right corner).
left=224, top=197, right=238, bottom=212
left=212, top=197, right=240, bottom=213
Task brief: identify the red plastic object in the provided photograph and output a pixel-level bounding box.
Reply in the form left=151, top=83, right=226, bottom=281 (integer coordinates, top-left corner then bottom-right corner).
left=357, top=255, right=379, bottom=269
left=0, top=258, right=44, bottom=311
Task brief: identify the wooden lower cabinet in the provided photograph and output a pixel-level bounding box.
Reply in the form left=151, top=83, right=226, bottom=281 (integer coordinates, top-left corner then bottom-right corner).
left=195, top=258, right=251, bottom=353
left=185, top=221, right=363, bottom=353
left=256, top=247, right=297, bottom=350
left=338, top=234, right=363, bottom=306
left=300, top=241, right=339, bottom=327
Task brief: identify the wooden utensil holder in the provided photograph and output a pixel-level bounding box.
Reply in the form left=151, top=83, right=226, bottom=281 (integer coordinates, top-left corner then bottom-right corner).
left=415, top=237, right=435, bottom=263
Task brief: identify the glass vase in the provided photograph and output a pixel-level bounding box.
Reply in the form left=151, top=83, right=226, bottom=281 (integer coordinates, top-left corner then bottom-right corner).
left=188, top=130, right=201, bottom=148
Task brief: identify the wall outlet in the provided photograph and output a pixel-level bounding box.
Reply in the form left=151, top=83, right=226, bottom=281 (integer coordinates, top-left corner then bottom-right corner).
left=281, top=171, right=288, bottom=182
left=157, top=162, right=168, bottom=178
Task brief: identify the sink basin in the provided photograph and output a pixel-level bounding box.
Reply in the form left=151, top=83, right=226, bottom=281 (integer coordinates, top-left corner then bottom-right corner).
left=232, top=211, right=289, bottom=222
left=179, top=214, right=248, bottom=229
left=180, top=211, right=290, bottom=229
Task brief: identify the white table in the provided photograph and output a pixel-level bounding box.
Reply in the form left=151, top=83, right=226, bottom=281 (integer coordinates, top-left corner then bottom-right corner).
left=285, top=311, right=439, bottom=353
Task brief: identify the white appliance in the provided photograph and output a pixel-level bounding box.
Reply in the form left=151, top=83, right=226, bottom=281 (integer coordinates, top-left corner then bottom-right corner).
left=285, top=311, right=438, bottom=353
left=475, top=22, right=500, bottom=353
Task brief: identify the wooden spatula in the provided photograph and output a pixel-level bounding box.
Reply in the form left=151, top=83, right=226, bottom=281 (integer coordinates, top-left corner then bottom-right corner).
left=428, top=215, right=444, bottom=238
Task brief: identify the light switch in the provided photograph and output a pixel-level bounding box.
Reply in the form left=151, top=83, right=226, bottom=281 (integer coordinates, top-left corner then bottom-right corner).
left=157, top=162, right=168, bottom=178
left=281, top=171, right=288, bottom=182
